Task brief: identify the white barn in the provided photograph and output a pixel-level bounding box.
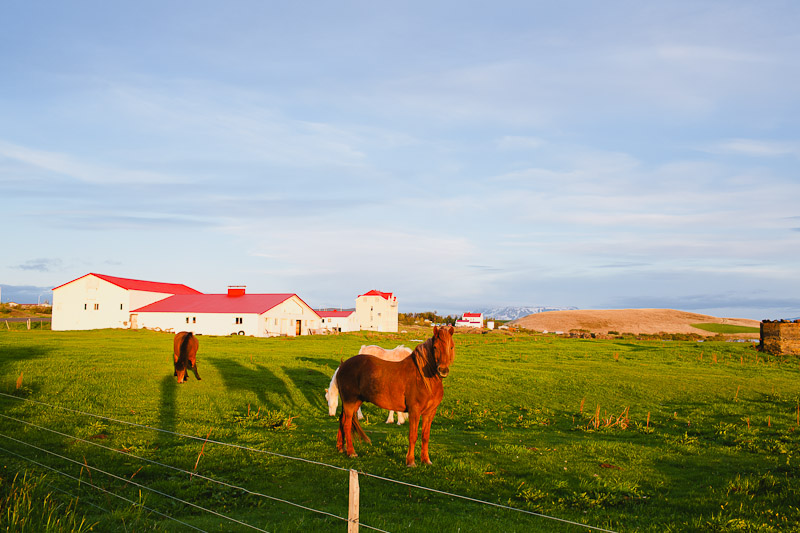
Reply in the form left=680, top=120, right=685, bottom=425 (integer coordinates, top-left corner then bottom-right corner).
left=356, top=290, right=398, bottom=332
left=133, top=286, right=320, bottom=337
left=52, top=273, right=201, bottom=331
left=316, top=309, right=358, bottom=333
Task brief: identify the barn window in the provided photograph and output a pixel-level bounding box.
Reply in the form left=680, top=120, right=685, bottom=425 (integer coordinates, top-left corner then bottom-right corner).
left=94, top=304, right=99, bottom=310
left=192, top=317, right=196, bottom=324
left=186, top=317, right=190, bottom=324
left=120, top=304, right=123, bottom=310
left=84, top=304, right=87, bottom=310
left=235, top=317, right=243, bottom=324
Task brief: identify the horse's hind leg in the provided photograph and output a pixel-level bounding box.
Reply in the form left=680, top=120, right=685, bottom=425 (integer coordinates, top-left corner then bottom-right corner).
left=190, top=362, right=201, bottom=380
left=339, top=403, right=360, bottom=457
left=385, top=411, right=395, bottom=424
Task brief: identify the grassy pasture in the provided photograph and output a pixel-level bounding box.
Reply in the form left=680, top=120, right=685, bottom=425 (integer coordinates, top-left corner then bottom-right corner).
left=0, top=328, right=799, bottom=532
left=691, top=323, right=761, bottom=335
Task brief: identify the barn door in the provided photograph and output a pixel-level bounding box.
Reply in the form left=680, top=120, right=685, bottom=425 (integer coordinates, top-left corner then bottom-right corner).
left=296, top=320, right=302, bottom=336
left=130, top=314, right=138, bottom=329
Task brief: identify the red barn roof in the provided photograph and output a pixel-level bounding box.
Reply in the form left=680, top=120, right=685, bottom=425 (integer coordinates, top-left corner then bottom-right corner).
left=132, top=293, right=307, bottom=315
left=53, top=273, right=201, bottom=295
left=316, top=310, right=355, bottom=318
left=357, top=290, right=395, bottom=300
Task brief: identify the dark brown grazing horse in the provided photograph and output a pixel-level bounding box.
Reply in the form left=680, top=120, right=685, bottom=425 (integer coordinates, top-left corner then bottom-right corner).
left=335, top=325, right=455, bottom=466
left=173, top=331, right=201, bottom=383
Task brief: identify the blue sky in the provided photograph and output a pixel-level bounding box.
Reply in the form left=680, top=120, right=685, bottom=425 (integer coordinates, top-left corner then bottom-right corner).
left=2, top=1, right=799, bottom=319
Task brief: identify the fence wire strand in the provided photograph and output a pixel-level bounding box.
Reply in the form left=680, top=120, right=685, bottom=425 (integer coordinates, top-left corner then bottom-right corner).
left=1, top=391, right=617, bottom=532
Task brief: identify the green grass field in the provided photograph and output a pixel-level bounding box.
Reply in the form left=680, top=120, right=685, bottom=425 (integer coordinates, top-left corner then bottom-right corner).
left=1, top=328, right=798, bottom=532
left=691, top=323, right=761, bottom=335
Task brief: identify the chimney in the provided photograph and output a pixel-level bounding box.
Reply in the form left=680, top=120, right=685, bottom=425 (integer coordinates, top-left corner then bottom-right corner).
left=227, top=285, right=246, bottom=297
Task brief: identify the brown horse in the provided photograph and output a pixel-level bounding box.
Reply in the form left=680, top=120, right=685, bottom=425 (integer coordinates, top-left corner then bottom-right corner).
left=173, top=331, right=201, bottom=383
left=335, top=326, right=455, bottom=466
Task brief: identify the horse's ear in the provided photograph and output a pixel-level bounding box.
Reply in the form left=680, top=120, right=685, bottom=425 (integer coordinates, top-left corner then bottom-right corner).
left=433, top=326, right=439, bottom=335
left=448, top=325, right=454, bottom=335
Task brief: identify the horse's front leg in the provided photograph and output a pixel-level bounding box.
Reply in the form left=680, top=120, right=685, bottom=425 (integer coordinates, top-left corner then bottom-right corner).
left=336, top=412, right=346, bottom=453
left=385, top=411, right=395, bottom=424
left=406, top=411, right=421, bottom=467
left=420, top=408, right=438, bottom=465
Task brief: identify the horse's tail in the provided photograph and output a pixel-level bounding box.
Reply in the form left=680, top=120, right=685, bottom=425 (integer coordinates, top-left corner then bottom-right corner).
left=325, top=367, right=340, bottom=416
left=352, top=416, right=372, bottom=444
left=178, top=332, right=194, bottom=366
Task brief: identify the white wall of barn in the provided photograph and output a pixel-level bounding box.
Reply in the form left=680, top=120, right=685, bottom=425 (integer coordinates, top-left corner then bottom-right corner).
left=52, top=276, right=174, bottom=331
left=135, top=311, right=262, bottom=336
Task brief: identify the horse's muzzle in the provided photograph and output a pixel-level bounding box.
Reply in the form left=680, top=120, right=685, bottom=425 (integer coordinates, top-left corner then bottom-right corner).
left=437, top=365, right=450, bottom=378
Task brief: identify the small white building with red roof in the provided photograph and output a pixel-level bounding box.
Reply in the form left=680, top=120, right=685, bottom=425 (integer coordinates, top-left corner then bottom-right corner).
left=356, top=290, right=398, bottom=332
left=456, top=312, right=484, bottom=328
left=52, top=273, right=202, bottom=331
left=316, top=309, right=358, bottom=333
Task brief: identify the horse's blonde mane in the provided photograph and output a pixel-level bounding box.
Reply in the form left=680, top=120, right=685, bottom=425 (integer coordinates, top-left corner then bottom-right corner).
left=411, top=336, right=436, bottom=392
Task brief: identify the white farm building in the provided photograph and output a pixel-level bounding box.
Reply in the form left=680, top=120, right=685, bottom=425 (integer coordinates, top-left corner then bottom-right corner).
left=455, top=312, right=484, bottom=328
left=52, top=273, right=202, bottom=331
left=51, top=273, right=393, bottom=337
left=316, top=309, right=358, bottom=333
left=355, top=290, right=398, bottom=332
left=133, top=287, right=320, bottom=337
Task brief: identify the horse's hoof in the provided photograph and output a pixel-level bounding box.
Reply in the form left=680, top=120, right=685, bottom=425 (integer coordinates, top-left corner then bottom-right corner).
left=406, top=462, right=417, bottom=468
left=347, top=452, right=358, bottom=458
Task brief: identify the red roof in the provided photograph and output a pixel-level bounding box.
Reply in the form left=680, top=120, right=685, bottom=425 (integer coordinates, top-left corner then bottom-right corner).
left=358, top=290, right=395, bottom=300
left=53, top=273, right=201, bottom=295
left=132, top=293, right=303, bottom=314
left=463, top=312, right=483, bottom=318
left=316, top=310, right=354, bottom=318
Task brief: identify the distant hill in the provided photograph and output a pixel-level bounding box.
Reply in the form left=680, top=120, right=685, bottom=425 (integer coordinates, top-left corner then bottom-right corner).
left=509, top=308, right=760, bottom=336
left=477, top=306, right=578, bottom=321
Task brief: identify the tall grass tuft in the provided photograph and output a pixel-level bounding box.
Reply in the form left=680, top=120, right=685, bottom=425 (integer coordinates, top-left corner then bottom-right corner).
left=0, top=470, right=95, bottom=532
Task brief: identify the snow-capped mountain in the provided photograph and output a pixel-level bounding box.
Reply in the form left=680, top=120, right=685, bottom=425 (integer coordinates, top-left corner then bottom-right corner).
left=477, top=306, right=578, bottom=321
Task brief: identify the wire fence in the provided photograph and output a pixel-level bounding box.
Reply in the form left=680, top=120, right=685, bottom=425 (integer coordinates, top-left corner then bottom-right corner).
left=0, top=391, right=617, bottom=532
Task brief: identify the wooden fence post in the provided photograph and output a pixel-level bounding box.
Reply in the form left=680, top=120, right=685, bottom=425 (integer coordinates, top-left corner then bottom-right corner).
left=348, top=469, right=359, bottom=533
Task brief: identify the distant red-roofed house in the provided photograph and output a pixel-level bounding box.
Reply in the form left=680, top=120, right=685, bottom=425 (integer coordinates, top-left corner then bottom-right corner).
left=52, top=273, right=202, bottom=331
left=316, top=309, right=358, bottom=333
left=356, top=290, right=398, bottom=332
left=133, top=287, right=320, bottom=337
left=456, top=312, right=483, bottom=328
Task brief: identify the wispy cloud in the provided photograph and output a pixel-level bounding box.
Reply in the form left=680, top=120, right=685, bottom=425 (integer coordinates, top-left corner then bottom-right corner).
left=704, top=139, right=800, bottom=158
left=12, top=258, right=63, bottom=272
left=0, top=139, right=188, bottom=184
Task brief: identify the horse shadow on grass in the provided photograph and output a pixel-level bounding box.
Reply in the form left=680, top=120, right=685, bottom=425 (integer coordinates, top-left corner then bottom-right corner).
left=0, top=346, right=51, bottom=397
left=206, top=356, right=293, bottom=411
left=281, top=366, right=332, bottom=413
left=156, top=374, right=178, bottom=449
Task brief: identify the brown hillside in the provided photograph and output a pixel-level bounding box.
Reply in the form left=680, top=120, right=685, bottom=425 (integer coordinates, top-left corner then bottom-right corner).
left=509, top=309, right=760, bottom=337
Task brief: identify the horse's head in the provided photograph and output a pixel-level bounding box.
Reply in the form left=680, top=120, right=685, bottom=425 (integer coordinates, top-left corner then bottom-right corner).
left=432, top=325, right=455, bottom=378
